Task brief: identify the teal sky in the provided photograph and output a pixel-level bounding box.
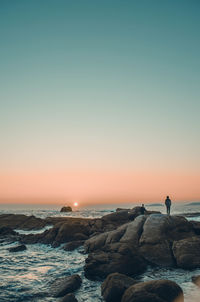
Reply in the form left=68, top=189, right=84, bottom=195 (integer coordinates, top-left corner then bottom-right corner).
left=0, top=1, right=199, bottom=202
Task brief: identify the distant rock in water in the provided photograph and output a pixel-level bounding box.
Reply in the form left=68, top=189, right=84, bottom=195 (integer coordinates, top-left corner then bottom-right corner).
left=9, top=244, right=27, bottom=252
left=147, top=203, right=163, bottom=207
left=187, top=202, right=200, bottom=206
left=60, top=206, right=72, bottom=212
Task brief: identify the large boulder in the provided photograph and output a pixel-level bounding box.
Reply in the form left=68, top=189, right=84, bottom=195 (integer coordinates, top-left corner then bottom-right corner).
left=101, top=273, right=137, bottom=302
left=139, top=214, right=193, bottom=244
left=84, top=243, right=147, bottom=280
left=121, top=280, right=184, bottom=302
left=138, top=214, right=195, bottom=266
left=172, top=236, right=200, bottom=269
left=50, top=274, right=82, bottom=298
left=61, top=206, right=72, bottom=212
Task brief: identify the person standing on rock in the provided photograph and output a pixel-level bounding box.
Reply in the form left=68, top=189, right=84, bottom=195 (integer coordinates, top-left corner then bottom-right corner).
left=140, top=204, right=146, bottom=215
left=165, top=196, right=171, bottom=215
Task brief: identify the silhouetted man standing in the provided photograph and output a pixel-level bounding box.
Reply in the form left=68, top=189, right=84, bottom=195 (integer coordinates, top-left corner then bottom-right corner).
left=165, top=196, right=171, bottom=215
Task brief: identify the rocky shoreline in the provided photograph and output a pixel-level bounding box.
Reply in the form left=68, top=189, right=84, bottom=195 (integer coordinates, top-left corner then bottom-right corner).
left=1, top=207, right=200, bottom=301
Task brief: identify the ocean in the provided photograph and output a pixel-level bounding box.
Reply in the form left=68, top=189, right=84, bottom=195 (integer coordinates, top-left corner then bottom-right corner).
left=0, top=202, right=200, bottom=302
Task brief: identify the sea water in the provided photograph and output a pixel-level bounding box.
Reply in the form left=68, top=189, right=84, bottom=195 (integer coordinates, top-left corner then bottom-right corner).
left=0, top=202, right=200, bottom=301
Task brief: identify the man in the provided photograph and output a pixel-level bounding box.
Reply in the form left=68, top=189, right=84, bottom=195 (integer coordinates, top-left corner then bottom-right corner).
left=140, top=204, right=146, bottom=215
left=165, top=196, right=171, bottom=215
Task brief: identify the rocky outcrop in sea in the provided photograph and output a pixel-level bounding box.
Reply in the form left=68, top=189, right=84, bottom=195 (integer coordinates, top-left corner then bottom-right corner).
left=1, top=207, right=200, bottom=301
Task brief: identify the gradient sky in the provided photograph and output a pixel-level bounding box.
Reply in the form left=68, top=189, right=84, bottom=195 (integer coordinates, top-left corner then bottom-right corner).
left=0, top=0, right=199, bottom=204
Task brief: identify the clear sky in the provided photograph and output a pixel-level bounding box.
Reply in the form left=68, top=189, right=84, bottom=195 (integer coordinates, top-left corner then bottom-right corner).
left=0, top=0, right=199, bottom=204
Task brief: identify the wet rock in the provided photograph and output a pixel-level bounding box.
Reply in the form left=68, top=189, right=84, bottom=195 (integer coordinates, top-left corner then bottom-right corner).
left=192, top=275, right=200, bottom=287
left=9, top=244, right=27, bottom=252
left=101, top=272, right=137, bottom=302
left=0, top=214, right=48, bottom=230
left=63, top=240, right=84, bottom=251
left=61, top=206, right=72, bottom=212
left=84, top=243, right=147, bottom=280
left=50, top=274, right=82, bottom=297
left=121, top=280, right=184, bottom=302
left=60, top=293, right=78, bottom=302
left=21, top=218, right=91, bottom=246
left=0, top=226, right=17, bottom=236
left=172, top=236, right=200, bottom=269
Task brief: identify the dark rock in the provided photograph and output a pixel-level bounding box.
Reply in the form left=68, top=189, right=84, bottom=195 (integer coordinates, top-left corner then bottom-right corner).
left=61, top=206, right=72, bottom=212
left=0, top=214, right=48, bottom=230
left=192, top=275, right=200, bottom=287
left=0, top=226, right=17, bottom=236
left=116, top=208, right=130, bottom=212
left=21, top=218, right=91, bottom=246
left=190, top=220, right=200, bottom=235
left=101, top=272, right=137, bottom=302
left=63, top=240, right=84, bottom=251
left=121, top=280, right=184, bottom=302
left=9, top=244, right=27, bottom=252
left=84, top=243, right=147, bottom=280
left=172, top=236, right=200, bottom=269
left=60, top=293, right=78, bottom=302
left=50, top=274, right=82, bottom=297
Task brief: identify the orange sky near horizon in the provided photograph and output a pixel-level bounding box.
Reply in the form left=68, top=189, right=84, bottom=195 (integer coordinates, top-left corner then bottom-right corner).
left=0, top=169, right=199, bottom=205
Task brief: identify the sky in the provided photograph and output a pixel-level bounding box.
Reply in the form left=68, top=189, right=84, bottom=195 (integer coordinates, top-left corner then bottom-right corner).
left=0, top=0, right=199, bottom=205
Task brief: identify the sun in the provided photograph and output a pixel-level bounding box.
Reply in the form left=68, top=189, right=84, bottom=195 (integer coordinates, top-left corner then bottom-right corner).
left=73, top=202, right=78, bottom=207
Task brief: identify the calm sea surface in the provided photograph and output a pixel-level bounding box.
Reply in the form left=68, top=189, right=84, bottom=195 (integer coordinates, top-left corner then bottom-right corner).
left=0, top=202, right=200, bottom=302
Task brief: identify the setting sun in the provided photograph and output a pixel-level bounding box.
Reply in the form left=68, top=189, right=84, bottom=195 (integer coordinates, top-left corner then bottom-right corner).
left=74, top=202, right=78, bottom=207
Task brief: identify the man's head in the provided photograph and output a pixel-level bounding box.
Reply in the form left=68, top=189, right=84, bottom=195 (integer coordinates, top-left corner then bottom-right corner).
left=166, top=196, right=169, bottom=199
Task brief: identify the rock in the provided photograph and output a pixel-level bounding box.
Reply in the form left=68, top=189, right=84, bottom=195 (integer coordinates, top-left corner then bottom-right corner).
left=139, top=214, right=193, bottom=245
left=60, top=293, right=78, bottom=302
left=138, top=214, right=195, bottom=266
left=192, top=275, right=200, bottom=287
left=139, top=241, right=175, bottom=267
left=116, top=208, right=130, bottom=212
left=61, top=206, right=72, bottom=212
left=0, top=226, right=17, bottom=236
left=101, top=273, right=137, bottom=302
left=121, top=280, right=184, bottom=302
left=0, top=214, right=48, bottom=230
left=9, top=244, right=27, bottom=252
left=190, top=220, right=200, bottom=235
left=84, top=213, right=199, bottom=279
left=63, top=240, right=84, bottom=251
left=50, top=274, right=82, bottom=297
left=21, top=218, right=91, bottom=246
left=84, top=243, right=147, bottom=280
left=172, top=236, right=200, bottom=269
